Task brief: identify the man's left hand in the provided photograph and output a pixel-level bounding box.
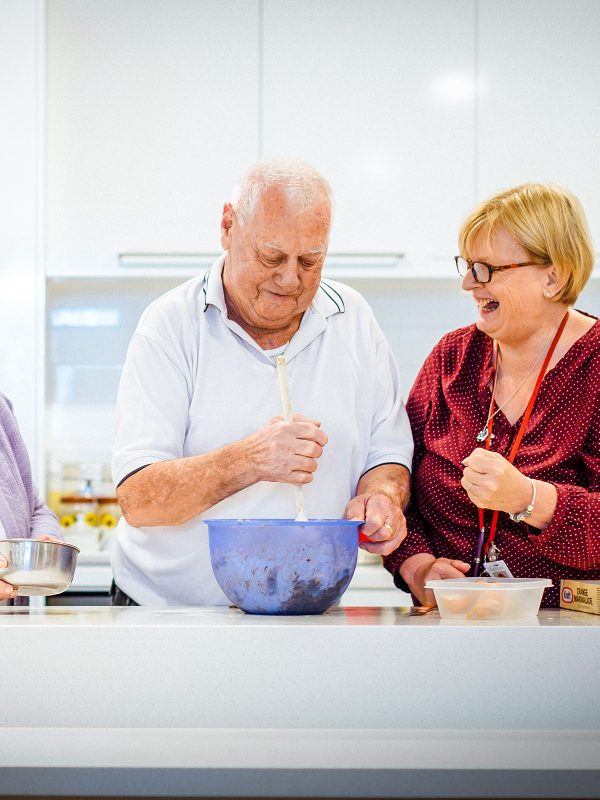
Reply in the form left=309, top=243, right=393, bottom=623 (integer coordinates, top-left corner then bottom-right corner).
left=344, top=492, right=407, bottom=556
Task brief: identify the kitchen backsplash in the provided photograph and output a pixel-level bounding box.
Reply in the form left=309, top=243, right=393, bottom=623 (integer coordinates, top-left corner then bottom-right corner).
left=45, top=273, right=600, bottom=488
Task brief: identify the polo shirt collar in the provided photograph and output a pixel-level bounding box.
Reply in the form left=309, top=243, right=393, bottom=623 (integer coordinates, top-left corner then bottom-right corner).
left=202, top=253, right=345, bottom=361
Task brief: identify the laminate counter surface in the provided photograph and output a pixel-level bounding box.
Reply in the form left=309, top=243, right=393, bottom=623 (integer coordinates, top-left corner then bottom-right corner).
left=2, top=606, right=599, bottom=798
left=1, top=604, right=598, bottom=627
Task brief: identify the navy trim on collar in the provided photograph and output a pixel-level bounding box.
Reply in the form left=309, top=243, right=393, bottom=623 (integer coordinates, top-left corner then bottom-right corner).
left=319, top=280, right=345, bottom=313
left=201, top=267, right=211, bottom=312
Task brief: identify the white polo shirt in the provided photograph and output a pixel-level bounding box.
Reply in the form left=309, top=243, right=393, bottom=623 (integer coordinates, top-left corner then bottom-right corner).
left=111, top=255, right=413, bottom=606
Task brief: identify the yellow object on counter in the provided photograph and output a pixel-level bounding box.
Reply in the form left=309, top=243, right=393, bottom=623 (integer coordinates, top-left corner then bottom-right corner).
left=48, top=490, right=62, bottom=513
left=560, top=579, right=600, bottom=615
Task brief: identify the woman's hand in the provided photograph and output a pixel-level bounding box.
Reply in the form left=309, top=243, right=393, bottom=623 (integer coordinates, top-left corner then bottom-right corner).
left=0, top=556, right=18, bottom=601
left=461, top=448, right=533, bottom=513
left=1, top=537, right=62, bottom=600
left=400, top=553, right=471, bottom=606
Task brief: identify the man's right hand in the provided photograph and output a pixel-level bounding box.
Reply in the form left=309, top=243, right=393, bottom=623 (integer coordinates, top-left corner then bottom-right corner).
left=248, top=414, right=328, bottom=485
left=118, top=414, right=328, bottom=528
left=400, top=553, right=471, bottom=607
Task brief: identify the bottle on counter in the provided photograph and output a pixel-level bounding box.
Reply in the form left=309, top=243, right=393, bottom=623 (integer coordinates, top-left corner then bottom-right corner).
left=60, top=478, right=100, bottom=553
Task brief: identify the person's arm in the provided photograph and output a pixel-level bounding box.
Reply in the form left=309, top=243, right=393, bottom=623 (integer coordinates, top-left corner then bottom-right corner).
left=461, top=449, right=559, bottom=528
left=460, top=399, right=600, bottom=570
left=345, top=463, right=410, bottom=556
left=113, top=322, right=328, bottom=527
left=0, top=395, right=62, bottom=542
left=344, top=328, right=414, bottom=556
left=530, top=480, right=600, bottom=569
left=118, top=414, right=326, bottom=527
left=399, top=554, right=471, bottom=606
left=382, top=344, right=442, bottom=588
left=30, top=497, right=62, bottom=540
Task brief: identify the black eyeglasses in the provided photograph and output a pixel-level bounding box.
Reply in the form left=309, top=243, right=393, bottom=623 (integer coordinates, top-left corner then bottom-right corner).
left=455, top=255, right=548, bottom=284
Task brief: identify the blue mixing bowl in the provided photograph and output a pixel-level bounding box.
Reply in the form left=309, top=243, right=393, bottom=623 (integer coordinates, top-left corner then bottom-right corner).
left=205, top=519, right=361, bottom=615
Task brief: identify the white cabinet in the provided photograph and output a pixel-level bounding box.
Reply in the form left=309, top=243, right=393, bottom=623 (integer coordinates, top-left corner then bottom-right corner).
left=0, top=0, right=43, bottom=465
left=477, top=0, right=600, bottom=246
left=46, top=0, right=260, bottom=276
left=45, top=0, right=600, bottom=279
left=261, top=0, right=477, bottom=272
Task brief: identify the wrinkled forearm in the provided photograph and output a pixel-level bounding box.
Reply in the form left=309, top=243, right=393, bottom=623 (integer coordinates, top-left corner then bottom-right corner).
left=117, top=436, right=263, bottom=527
left=356, top=464, right=410, bottom=510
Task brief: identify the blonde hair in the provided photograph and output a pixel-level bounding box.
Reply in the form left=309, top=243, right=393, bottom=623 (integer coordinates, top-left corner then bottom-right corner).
left=231, top=158, right=334, bottom=228
left=458, top=183, right=595, bottom=305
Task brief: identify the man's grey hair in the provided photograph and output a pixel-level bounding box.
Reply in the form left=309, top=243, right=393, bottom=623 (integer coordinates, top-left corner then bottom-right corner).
left=231, top=158, right=334, bottom=228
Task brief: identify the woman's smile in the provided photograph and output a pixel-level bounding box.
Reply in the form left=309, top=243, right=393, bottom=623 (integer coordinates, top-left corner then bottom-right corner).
left=475, top=296, right=499, bottom=314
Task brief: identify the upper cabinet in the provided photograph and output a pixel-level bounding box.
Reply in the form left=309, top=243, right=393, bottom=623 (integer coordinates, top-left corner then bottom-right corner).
left=46, top=0, right=260, bottom=276
left=261, top=0, right=477, bottom=273
left=0, top=0, right=42, bottom=461
left=44, top=0, right=600, bottom=277
left=477, top=0, right=600, bottom=248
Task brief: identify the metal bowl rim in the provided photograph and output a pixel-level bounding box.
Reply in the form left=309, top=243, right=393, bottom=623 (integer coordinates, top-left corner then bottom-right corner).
left=0, top=538, right=80, bottom=553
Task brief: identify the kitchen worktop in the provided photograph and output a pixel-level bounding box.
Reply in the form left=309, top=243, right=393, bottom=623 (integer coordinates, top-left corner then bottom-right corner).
left=2, top=606, right=599, bottom=798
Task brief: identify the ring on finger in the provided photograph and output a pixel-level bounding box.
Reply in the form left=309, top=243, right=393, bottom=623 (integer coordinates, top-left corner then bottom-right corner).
left=382, top=521, right=394, bottom=536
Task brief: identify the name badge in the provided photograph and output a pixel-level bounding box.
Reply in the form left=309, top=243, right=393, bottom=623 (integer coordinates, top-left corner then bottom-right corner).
left=484, top=560, right=514, bottom=579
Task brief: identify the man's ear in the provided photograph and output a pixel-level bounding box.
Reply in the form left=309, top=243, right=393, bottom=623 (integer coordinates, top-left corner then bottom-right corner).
left=221, top=203, right=235, bottom=250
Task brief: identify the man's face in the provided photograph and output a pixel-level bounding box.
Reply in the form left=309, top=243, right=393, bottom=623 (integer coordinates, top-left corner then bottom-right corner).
left=220, top=187, right=331, bottom=337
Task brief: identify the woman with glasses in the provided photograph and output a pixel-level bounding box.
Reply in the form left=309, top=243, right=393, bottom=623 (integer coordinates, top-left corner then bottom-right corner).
left=384, top=183, right=600, bottom=607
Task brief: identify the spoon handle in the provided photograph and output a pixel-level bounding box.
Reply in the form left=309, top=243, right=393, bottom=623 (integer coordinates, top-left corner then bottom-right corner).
left=275, top=356, right=306, bottom=521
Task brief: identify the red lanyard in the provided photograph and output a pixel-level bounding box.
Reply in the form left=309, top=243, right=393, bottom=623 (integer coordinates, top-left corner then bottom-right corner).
left=478, top=311, right=569, bottom=556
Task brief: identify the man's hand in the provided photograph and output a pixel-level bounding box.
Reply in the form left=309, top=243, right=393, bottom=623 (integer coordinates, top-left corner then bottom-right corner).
left=118, top=413, right=328, bottom=528
left=345, top=492, right=407, bottom=556
left=461, top=448, right=532, bottom=513
left=248, top=414, right=328, bottom=486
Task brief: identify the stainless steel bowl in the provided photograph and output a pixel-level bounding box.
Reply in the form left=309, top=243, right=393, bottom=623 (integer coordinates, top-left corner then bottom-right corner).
left=0, top=538, right=80, bottom=596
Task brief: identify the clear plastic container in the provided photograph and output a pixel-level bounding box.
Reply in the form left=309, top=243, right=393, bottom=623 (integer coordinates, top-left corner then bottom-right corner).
left=425, top=577, right=552, bottom=620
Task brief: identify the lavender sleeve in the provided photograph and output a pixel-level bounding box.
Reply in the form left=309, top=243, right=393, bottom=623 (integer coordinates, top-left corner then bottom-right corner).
left=0, top=393, right=61, bottom=539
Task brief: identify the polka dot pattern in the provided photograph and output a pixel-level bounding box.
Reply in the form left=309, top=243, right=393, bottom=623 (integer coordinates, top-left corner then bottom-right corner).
left=384, top=319, right=600, bottom=607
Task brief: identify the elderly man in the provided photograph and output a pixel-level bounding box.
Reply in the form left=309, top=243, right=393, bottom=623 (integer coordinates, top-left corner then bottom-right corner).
left=112, top=158, right=413, bottom=605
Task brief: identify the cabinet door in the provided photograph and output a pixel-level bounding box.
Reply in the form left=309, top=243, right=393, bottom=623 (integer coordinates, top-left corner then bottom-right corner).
left=262, top=0, right=476, bottom=273
left=0, top=0, right=41, bottom=464
left=46, top=0, right=260, bottom=276
left=478, top=0, right=600, bottom=248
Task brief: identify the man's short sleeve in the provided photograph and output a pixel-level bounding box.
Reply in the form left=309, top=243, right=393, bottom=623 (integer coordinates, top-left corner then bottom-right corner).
left=363, top=337, right=414, bottom=475
left=112, top=332, right=191, bottom=486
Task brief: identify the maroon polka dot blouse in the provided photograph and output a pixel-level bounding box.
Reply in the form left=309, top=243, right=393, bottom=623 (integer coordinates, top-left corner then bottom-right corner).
left=384, top=317, right=600, bottom=607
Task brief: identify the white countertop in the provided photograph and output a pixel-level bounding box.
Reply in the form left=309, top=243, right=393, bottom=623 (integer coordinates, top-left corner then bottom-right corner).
left=2, top=606, right=599, bottom=798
